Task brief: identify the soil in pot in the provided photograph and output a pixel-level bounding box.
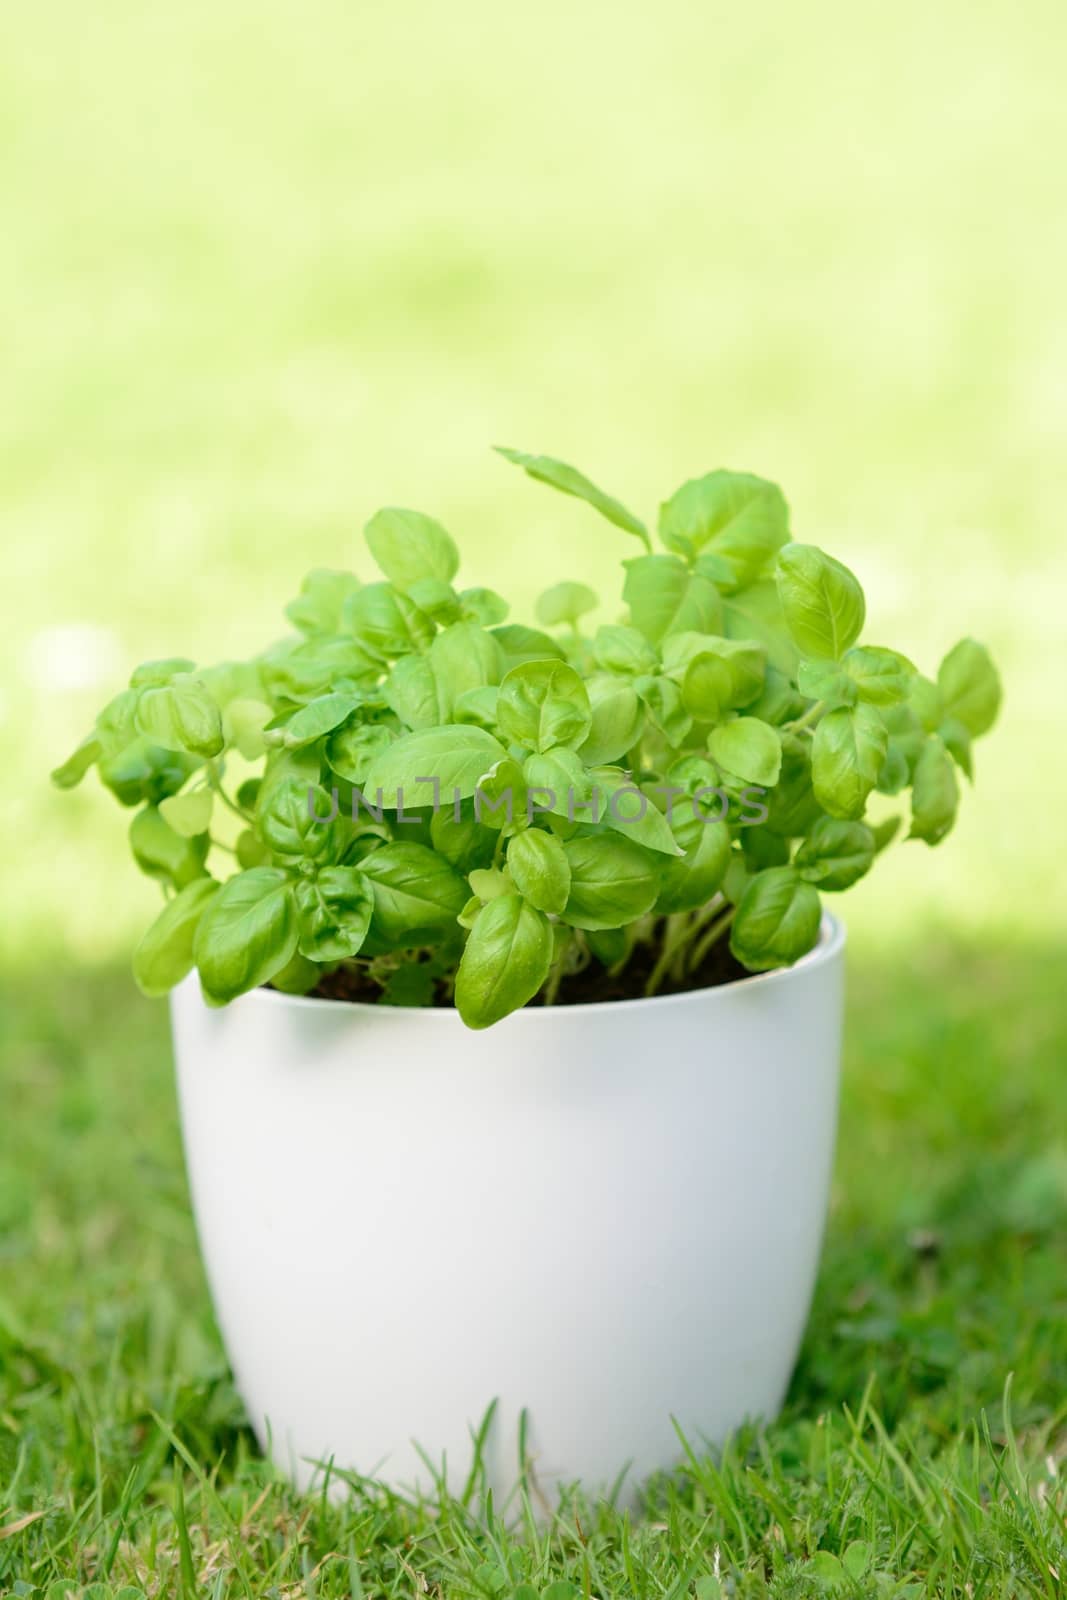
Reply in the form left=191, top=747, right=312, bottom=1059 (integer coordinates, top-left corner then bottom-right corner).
left=297, top=932, right=750, bottom=1009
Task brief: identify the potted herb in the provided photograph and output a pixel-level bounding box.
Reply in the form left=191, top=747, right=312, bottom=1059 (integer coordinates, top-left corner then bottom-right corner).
left=54, top=450, right=1000, bottom=1499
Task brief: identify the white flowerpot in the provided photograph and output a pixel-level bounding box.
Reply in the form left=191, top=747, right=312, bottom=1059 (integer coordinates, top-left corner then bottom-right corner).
left=171, top=914, right=845, bottom=1501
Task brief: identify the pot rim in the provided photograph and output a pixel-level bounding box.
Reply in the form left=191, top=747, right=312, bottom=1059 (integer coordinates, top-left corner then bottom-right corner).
left=206, top=912, right=845, bottom=1023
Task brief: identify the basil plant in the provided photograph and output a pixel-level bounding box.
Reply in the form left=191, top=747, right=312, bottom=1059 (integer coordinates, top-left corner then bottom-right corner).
left=53, top=450, right=1001, bottom=1028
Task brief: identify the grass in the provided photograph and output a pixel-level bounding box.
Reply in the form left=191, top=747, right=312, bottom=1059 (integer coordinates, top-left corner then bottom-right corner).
left=3, top=934, right=1066, bottom=1596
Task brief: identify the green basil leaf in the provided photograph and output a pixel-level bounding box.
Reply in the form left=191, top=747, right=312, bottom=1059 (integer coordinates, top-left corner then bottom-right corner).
left=763, top=741, right=822, bottom=837
left=129, top=805, right=210, bottom=887
left=796, top=658, right=857, bottom=709
left=657, top=630, right=711, bottom=678
left=280, top=692, right=362, bottom=750
left=454, top=896, right=479, bottom=934
left=260, top=634, right=381, bottom=705
left=133, top=877, right=220, bottom=997
left=873, top=742, right=910, bottom=796
left=129, top=657, right=198, bottom=689
left=907, top=673, right=945, bottom=732
left=938, top=715, right=974, bottom=781
left=535, top=582, right=599, bottom=628
left=658, top=470, right=790, bottom=589
left=812, top=704, right=887, bottom=820
left=236, top=828, right=271, bottom=868
left=593, top=624, right=658, bottom=676
left=460, top=586, right=509, bottom=626
left=359, top=842, right=469, bottom=944
left=665, top=753, right=722, bottom=800
left=224, top=697, right=273, bottom=759
left=909, top=735, right=959, bottom=844
left=453, top=686, right=500, bottom=730
left=730, top=866, right=822, bottom=971
left=489, top=624, right=567, bottom=667
left=776, top=543, right=866, bottom=661
left=842, top=646, right=913, bottom=706
left=560, top=835, right=659, bottom=930
left=722, top=849, right=752, bottom=906
left=379, top=959, right=442, bottom=1007
left=634, top=674, right=693, bottom=746
left=99, top=738, right=200, bottom=808
left=135, top=675, right=225, bottom=758
left=546, top=812, right=583, bottom=840
left=497, top=660, right=592, bottom=752
left=654, top=814, right=731, bottom=913
left=429, top=808, right=496, bottom=872
left=344, top=582, right=435, bottom=656
left=707, top=718, right=782, bottom=787
left=258, top=777, right=342, bottom=862
left=468, top=866, right=510, bottom=902
left=455, top=893, right=554, bottom=1028
left=587, top=767, right=683, bottom=856
left=51, top=733, right=101, bottom=789
left=474, top=757, right=527, bottom=832
left=383, top=654, right=445, bottom=729
left=579, top=677, right=645, bottom=765
left=194, top=868, right=298, bottom=1002
left=523, top=747, right=593, bottom=819
left=506, top=828, right=571, bottom=914
left=428, top=621, right=504, bottom=715
left=158, top=787, right=214, bottom=838
left=269, top=950, right=321, bottom=995
left=586, top=927, right=627, bottom=967
left=406, top=577, right=462, bottom=623
left=721, top=579, right=799, bottom=676
left=871, top=815, right=902, bottom=853
left=271, top=697, right=358, bottom=752
left=95, top=688, right=141, bottom=757
left=326, top=722, right=396, bottom=785
left=691, top=551, right=737, bottom=586
left=364, top=508, right=460, bottom=590
left=199, top=658, right=266, bottom=708
left=937, top=638, right=1002, bottom=737
left=285, top=569, right=362, bottom=635
left=295, top=866, right=374, bottom=961
left=794, top=817, right=876, bottom=890
left=495, top=446, right=650, bottom=549
left=875, top=702, right=925, bottom=793
left=256, top=745, right=324, bottom=817
left=740, top=824, right=791, bottom=871
left=363, top=725, right=508, bottom=808
left=676, top=639, right=766, bottom=719
left=623, top=554, right=722, bottom=643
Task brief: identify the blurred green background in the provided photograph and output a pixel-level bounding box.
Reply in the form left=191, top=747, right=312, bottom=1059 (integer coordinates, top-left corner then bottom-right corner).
left=4, top=0, right=1064, bottom=971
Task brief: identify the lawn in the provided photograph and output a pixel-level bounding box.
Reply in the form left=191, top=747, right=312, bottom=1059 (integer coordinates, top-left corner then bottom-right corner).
left=3, top=934, right=1066, bottom=1597
left=3, top=0, right=1067, bottom=1592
